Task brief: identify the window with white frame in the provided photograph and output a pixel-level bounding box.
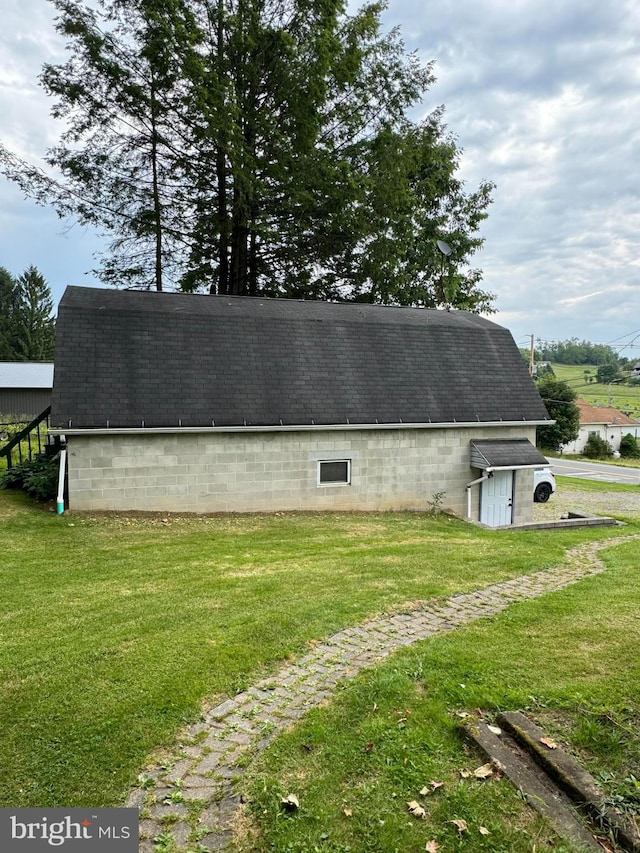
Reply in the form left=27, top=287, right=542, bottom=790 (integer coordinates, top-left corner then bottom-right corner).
left=317, top=459, right=351, bottom=486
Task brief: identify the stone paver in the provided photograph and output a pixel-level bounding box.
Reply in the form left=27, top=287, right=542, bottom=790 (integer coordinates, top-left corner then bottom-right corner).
left=127, top=534, right=639, bottom=852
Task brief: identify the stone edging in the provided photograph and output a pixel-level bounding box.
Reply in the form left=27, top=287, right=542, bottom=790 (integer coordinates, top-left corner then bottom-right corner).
left=127, top=534, right=640, bottom=852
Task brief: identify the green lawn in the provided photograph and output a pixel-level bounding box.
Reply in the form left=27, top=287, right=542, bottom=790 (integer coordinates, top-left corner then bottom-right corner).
left=242, top=536, right=640, bottom=852
left=1, top=489, right=639, bottom=850
left=549, top=363, right=640, bottom=417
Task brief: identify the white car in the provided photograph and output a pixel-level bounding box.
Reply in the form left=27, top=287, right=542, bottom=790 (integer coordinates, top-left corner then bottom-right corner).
left=534, top=467, right=556, bottom=503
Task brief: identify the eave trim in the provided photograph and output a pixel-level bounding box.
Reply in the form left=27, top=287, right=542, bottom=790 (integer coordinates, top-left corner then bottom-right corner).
left=50, top=419, right=552, bottom=437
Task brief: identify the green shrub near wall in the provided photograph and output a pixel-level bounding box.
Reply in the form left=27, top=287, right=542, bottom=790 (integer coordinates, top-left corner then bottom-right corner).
left=620, top=433, right=640, bottom=459
left=583, top=434, right=614, bottom=459
left=0, top=453, right=59, bottom=501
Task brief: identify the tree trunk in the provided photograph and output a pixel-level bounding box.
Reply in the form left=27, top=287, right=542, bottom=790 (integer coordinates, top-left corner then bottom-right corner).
left=213, top=0, right=229, bottom=295
left=149, top=75, right=163, bottom=292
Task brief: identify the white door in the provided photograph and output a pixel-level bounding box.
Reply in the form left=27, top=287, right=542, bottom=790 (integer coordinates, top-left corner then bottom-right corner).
left=480, top=470, right=513, bottom=527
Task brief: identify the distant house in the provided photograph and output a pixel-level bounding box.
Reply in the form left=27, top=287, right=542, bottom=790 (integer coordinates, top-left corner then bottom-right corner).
left=562, top=398, right=639, bottom=454
left=50, top=287, right=552, bottom=526
left=632, top=361, right=640, bottom=378
left=0, top=362, right=54, bottom=420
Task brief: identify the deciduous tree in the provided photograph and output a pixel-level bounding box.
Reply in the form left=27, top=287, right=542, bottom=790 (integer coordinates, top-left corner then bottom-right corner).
left=535, top=378, right=580, bottom=452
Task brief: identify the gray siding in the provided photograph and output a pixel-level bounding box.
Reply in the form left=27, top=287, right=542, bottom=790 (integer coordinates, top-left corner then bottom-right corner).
left=0, top=390, right=51, bottom=420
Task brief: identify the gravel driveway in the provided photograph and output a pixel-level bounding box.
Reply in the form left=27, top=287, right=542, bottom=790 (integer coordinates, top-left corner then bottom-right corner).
left=533, top=485, right=640, bottom=522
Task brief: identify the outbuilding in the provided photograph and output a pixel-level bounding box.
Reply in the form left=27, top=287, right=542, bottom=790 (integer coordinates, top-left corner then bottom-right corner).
left=0, top=361, right=54, bottom=419
left=50, top=287, right=551, bottom=525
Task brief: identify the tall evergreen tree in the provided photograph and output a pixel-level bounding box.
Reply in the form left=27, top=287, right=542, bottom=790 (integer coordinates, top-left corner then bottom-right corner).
left=1, top=0, right=200, bottom=291
left=14, top=267, right=57, bottom=361
left=0, top=267, right=20, bottom=360
left=0, top=266, right=55, bottom=361
left=0, top=0, right=495, bottom=309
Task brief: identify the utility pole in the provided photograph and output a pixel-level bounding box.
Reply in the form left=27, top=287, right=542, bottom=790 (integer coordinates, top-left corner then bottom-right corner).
left=529, top=335, right=535, bottom=377
left=607, top=377, right=623, bottom=406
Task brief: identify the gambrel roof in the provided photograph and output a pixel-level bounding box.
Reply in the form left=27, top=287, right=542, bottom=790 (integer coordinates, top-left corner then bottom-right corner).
left=51, top=286, right=550, bottom=430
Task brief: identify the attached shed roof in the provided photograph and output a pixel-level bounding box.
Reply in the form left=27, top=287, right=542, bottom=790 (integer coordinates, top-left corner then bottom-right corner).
left=470, top=438, right=549, bottom=470
left=0, top=362, right=54, bottom=389
left=52, top=287, right=551, bottom=430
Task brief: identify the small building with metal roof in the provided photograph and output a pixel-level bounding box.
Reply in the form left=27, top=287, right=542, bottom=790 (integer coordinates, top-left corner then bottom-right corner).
left=0, top=361, right=54, bottom=420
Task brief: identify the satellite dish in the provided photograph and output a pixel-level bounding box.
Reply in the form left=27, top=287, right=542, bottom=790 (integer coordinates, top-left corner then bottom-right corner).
left=436, top=240, right=452, bottom=257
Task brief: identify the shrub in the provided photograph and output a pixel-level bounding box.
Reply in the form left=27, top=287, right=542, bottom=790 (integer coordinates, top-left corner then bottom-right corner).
left=0, top=453, right=59, bottom=501
left=619, top=433, right=640, bottom=459
left=582, top=434, right=614, bottom=459
left=596, top=363, right=621, bottom=383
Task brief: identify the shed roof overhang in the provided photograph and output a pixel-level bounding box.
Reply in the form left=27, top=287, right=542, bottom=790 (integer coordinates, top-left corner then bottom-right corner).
left=470, top=438, right=549, bottom=472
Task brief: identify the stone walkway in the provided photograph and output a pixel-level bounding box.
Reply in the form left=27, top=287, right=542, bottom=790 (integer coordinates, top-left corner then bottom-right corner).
left=127, top=534, right=639, bottom=852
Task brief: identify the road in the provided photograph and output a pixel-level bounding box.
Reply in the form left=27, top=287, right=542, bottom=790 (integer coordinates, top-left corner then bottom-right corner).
left=549, top=457, right=640, bottom=485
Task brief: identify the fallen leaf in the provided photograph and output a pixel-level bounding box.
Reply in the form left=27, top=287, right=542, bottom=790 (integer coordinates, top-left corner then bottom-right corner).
left=281, top=793, right=299, bottom=810
left=474, top=762, right=495, bottom=779
left=456, top=711, right=470, bottom=718
left=425, top=841, right=440, bottom=852
left=540, top=737, right=559, bottom=750
left=450, top=818, right=468, bottom=834
left=364, top=742, right=375, bottom=752
left=459, top=769, right=472, bottom=779
left=487, top=724, right=502, bottom=736
left=479, top=826, right=491, bottom=836
left=343, top=807, right=352, bottom=818
left=419, top=782, right=443, bottom=795
left=407, top=800, right=426, bottom=819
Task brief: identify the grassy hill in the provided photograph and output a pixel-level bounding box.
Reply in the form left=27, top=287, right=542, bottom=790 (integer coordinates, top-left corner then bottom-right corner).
left=548, top=363, right=640, bottom=419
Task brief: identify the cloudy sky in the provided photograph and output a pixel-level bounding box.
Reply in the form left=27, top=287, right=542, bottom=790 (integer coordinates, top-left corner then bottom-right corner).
left=2, top=0, right=640, bottom=358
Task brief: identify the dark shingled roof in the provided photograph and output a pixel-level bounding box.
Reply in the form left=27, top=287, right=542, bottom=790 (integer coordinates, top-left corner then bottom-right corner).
left=470, top=439, right=549, bottom=469
left=51, top=287, right=550, bottom=429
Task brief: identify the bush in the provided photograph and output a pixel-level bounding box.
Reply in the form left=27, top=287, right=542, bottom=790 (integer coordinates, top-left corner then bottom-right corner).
left=596, top=363, right=621, bottom=383
left=582, top=434, right=614, bottom=459
left=0, top=453, right=59, bottom=501
left=619, top=433, right=640, bottom=459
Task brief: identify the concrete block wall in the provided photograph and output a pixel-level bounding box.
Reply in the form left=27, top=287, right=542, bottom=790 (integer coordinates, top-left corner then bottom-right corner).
left=66, top=425, right=539, bottom=522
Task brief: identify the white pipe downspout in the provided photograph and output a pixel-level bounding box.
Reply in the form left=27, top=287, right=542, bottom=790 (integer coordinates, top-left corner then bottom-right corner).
left=57, top=447, right=67, bottom=515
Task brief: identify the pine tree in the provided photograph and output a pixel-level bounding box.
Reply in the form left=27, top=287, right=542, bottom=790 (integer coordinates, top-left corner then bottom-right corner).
left=14, top=267, right=56, bottom=361
left=0, top=267, right=20, bottom=360
left=0, top=0, right=495, bottom=309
